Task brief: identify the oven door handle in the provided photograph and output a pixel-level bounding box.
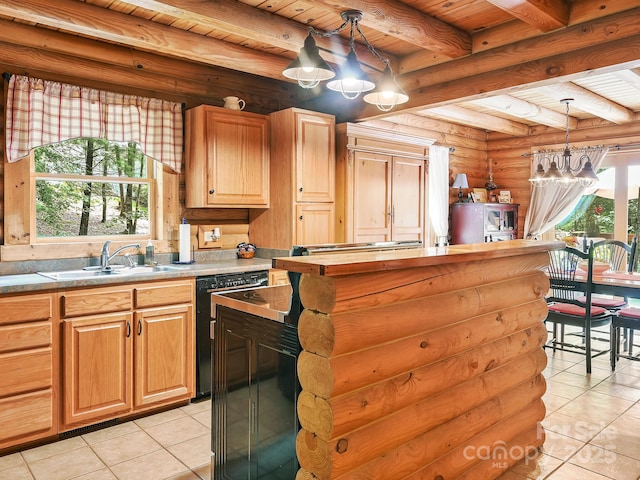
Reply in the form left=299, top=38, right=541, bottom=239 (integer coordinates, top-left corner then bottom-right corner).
left=206, top=281, right=267, bottom=293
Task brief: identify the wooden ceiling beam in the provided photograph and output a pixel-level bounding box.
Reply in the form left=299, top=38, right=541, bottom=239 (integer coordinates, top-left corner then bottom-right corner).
left=0, top=19, right=296, bottom=105
left=116, top=0, right=395, bottom=71
left=486, top=0, right=569, bottom=32
left=399, top=7, right=640, bottom=92
left=306, top=0, right=471, bottom=58
left=351, top=33, right=640, bottom=121
left=0, top=0, right=290, bottom=81
left=472, top=94, right=576, bottom=130
left=538, top=82, right=635, bottom=124
left=418, top=106, right=531, bottom=136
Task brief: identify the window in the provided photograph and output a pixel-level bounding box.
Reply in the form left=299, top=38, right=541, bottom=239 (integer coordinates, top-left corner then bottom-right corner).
left=34, top=139, right=154, bottom=239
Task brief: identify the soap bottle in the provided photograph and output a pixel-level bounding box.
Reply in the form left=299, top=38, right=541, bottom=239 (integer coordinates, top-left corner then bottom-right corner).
left=145, top=239, right=155, bottom=265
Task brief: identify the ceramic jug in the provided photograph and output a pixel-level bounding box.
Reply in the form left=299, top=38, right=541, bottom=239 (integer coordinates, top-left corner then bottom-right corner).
left=223, top=96, right=246, bottom=110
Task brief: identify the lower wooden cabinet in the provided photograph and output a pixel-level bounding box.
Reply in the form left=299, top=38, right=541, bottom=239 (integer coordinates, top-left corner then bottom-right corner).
left=62, top=312, right=133, bottom=427
left=0, top=293, right=57, bottom=450
left=60, top=279, right=195, bottom=431
left=134, top=304, right=193, bottom=408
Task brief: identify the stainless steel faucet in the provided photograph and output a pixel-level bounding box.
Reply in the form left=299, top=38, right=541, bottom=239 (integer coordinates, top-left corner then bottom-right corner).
left=100, top=241, right=141, bottom=270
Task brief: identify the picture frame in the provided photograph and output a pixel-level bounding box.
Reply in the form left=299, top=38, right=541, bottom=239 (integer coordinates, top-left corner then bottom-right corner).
left=469, top=192, right=479, bottom=203
left=498, top=190, right=512, bottom=204
left=473, top=188, right=488, bottom=203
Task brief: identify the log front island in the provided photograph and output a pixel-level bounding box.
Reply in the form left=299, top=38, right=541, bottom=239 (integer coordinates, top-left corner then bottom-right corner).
left=273, top=239, right=562, bottom=480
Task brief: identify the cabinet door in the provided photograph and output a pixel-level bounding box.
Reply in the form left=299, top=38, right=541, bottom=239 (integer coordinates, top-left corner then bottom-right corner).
left=134, top=305, right=194, bottom=408
left=353, top=151, right=392, bottom=242
left=391, top=157, right=425, bottom=241
left=295, top=203, right=335, bottom=245
left=295, top=111, right=335, bottom=203
left=62, top=312, right=133, bottom=428
left=450, top=203, right=485, bottom=244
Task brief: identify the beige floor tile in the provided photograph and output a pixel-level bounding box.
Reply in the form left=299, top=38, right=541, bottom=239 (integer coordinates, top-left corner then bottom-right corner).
left=592, top=417, right=640, bottom=461
left=165, top=472, right=200, bottom=480
left=0, top=452, right=26, bottom=472
left=82, top=422, right=141, bottom=445
left=592, top=378, right=640, bottom=402
left=191, top=463, right=211, bottom=480
left=71, top=468, right=118, bottom=480
left=545, top=378, right=590, bottom=400
left=27, top=446, right=105, bottom=480
left=540, top=432, right=586, bottom=462
left=133, top=408, right=188, bottom=430
left=190, top=410, right=210, bottom=428
left=545, top=461, right=614, bottom=479
left=166, top=434, right=211, bottom=469
left=566, top=363, right=612, bottom=380
left=550, top=371, right=605, bottom=390
left=90, top=430, right=162, bottom=466
left=109, top=449, right=188, bottom=480
left=542, top=411, right=605, bottom=442
left=21, top=436, right=88, bottom=463
left=627, top=402, right=640, bottom=420
left=569, top=444, right=640, bottom=480
left=0, top=464, right=34, bottom=480
left=608, top=371, right=640, bottom=389
left=555, top=390, right=634, bottom=424
left=542, top=392, right=572, bottom=414
left=144, top=416, right=210, bottom=448
left=179, top=400, right=210, bottom=417
left=507, top=452, right=563, bottom=479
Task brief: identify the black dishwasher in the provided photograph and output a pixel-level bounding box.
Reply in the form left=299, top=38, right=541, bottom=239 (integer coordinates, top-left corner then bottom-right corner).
left=194, top=271, right=269, bottom=398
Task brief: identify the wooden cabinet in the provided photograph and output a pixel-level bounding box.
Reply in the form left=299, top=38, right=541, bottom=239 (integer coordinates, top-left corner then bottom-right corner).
left=0, top=293, right=58, bottom=450
left=269, top=269, right=290, bottom=285
left=450, top=202, right=519, bottom=244
left=336, top=123, right=429, bottom=243
left=250, top=108, right=335, bottom=249
left=185, top=105, right=269, bottom=208
left=61, top=279, right=194, bottom=430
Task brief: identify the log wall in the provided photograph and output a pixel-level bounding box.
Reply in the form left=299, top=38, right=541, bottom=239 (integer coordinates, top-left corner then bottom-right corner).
left=294, top=250, right=550, bottom=479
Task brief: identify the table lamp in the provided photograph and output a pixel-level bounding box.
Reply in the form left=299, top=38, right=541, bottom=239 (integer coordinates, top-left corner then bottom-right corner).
left=452, top=173, right=468, bottom=202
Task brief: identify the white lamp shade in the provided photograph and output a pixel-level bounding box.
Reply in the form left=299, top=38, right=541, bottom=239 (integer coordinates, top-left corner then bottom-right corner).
left=452, top=173, right=468, bottom=189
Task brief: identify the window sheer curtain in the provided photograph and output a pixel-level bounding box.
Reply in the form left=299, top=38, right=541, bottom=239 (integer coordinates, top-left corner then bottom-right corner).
left=524, top=146, right=609, bottom=239
left=5, top=75, right=183, bottom=172
left=428, top=145, right=450, bottom=246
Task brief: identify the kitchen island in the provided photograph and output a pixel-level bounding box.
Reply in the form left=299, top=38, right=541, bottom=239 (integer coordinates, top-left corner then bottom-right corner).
left=273, top=239, right=561, bottom=480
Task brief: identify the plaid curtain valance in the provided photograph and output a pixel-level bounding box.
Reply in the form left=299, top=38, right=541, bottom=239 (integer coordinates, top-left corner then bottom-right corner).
left=5, top=75, right=183, bottom=173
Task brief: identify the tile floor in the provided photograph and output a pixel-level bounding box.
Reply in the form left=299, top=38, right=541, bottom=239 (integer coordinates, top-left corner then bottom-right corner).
left=1, top=342, right=639, bottom=479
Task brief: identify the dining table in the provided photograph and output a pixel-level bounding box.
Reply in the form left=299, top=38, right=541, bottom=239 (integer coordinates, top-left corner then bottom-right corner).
left=575, top=269, right=640, bottom=300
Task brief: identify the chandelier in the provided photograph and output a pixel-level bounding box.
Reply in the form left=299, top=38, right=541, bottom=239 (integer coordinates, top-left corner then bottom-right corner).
left=282, top=10, right=409, bottom=112
left=529, top=98, right=599, bottom=188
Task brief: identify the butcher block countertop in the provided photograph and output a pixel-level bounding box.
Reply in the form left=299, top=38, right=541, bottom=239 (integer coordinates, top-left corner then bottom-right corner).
left=273, top=239, right=563, bottom=276
left=279, top=239, right=562, bottom=480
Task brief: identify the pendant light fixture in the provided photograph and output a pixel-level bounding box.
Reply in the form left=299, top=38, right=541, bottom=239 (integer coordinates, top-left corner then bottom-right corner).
left=282, top=10, right=409, bottom=111
left=529, top=99, right=599, bottom=188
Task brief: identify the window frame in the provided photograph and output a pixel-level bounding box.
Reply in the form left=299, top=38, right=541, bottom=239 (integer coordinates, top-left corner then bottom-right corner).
left=32, top=141, right=156, bottom=242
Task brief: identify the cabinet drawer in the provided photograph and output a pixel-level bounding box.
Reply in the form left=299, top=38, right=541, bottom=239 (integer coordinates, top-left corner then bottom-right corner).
left=0, top=322, right=51, bottom=353
left=135, top=281, right=193, bottom=308
left=0, top=389, right=54, bottom=447
left=0, top=294, right=53, bottom=325
left=0, top=347, right=52, bottom=397
left=61, top=287, right=133, bottom=318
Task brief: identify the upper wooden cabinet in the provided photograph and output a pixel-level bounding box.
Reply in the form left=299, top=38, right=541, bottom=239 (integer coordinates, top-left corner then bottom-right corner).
left=250, top=108, right=335, bottom=249
left=335, top=123, right=431, bottom=243
left=185, top=105, right=269, bottom=208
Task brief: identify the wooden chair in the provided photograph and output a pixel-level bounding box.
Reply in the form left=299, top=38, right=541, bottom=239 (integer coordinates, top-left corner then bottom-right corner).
left=545, top=244, right=613, bottom=373
left=576, top=237, right=638, bottom=310
left=611, top=307, right=640, bottom=371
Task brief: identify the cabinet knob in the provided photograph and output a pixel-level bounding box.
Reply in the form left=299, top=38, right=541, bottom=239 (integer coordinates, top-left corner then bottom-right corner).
left=137, top=320, right=142, bottom=336
left=209, top=189, right=215, bottom=194
left=299, top=187, right=303, bottom=192
left=299, top=215, right=303, bottom=221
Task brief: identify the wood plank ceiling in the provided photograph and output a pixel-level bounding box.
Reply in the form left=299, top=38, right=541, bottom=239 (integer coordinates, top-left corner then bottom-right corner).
left=1, top=0, right=639, bottom=140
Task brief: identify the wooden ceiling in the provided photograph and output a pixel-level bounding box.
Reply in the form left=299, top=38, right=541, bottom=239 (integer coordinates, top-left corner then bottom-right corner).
left=1, top=0, right=639, bottom=139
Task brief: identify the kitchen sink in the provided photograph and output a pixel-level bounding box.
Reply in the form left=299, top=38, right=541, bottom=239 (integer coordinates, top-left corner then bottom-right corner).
left=37, top=264, right=183, bottom=280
